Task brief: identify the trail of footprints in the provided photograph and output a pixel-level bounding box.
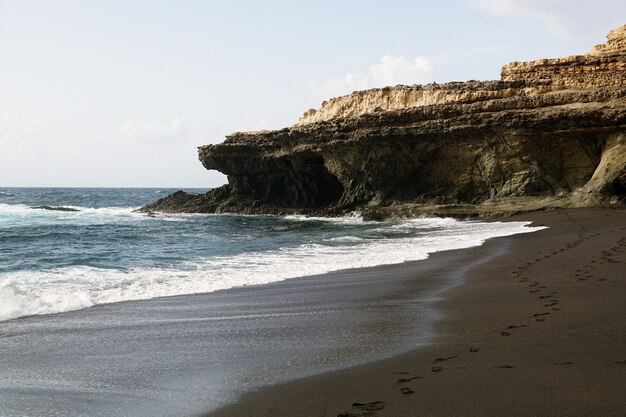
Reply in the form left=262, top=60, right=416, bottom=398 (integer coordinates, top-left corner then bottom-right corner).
left=574, top=235, right=625, bottom=283
left=337, top=217, right=626, bottom=416
left=511, top=213, right=583, bottom=325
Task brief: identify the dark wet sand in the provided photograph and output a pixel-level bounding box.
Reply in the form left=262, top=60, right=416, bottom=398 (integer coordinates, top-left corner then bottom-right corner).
left=1, top=216, right=519, bottom=417
left=210, top=208, right=626, bottom=417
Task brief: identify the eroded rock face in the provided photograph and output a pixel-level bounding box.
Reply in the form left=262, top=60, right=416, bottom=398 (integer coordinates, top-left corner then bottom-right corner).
left=588, top=24, right=626, bottom=56
left=501, top=24, right=626, bottom=89
left=141, top=25, right=626, bottom=218
left=295, top=81, right=539, bottom=126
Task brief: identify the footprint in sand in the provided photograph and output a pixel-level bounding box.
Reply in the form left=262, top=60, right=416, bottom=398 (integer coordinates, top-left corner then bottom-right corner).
left=430, top=365, right=465, bottom=374
left=397, top=376, right=423, bottom=384
left=338, top=401, right=386, bottom=417
left=434, top=356, right=458, bottom=362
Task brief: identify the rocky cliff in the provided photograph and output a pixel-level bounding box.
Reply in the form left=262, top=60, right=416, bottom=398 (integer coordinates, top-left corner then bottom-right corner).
left=142, top=25, right=626, bottom=219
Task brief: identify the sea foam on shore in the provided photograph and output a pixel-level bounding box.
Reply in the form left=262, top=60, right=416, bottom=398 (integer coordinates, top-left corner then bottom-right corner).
left=0, top=190, right=545, bottom=322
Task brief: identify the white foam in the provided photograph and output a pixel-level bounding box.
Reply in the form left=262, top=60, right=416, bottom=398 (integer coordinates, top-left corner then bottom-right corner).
left=283, top=213, right=370, bottom=224
left=325, top=236, right=364, bottom=242
left=0, top=203, right=140, bottom=214
left=0, top=218, right=545, bottom=322
left=0, top=203, right=150, bottom=227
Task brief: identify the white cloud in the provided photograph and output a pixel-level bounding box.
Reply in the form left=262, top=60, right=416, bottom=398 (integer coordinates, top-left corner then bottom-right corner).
left=120, top=117, right=188, bottom=142
left=370, top=55, right=433, bottom=86
left=318, top=55, right=434, bottom=98
left=468, top=0, right=625, bottom=40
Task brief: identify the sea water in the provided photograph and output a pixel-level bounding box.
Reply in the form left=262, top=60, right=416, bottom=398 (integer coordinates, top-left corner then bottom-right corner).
left=0, top=187, right=545, bottom=416
left=0, top=187, right=540, bottom=322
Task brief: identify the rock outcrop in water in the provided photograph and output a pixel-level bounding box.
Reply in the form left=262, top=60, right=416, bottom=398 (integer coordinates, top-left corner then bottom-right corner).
left=141, top=25, right=626, bottom=218
left=31, top=206, right=80, bottom=212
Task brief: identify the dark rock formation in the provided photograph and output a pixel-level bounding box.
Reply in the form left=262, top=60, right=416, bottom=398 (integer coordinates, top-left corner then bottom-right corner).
left=140, top=25, right=626, bottom=218
left=31, top=206, right=80, bottom=212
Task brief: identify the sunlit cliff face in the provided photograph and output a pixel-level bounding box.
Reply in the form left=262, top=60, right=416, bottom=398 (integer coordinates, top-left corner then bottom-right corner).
left=143, top=25, right=626, bottom=217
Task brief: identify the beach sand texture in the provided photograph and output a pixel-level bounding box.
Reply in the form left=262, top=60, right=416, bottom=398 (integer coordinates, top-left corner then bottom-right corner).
left=211, top=209, right=626, bottom=417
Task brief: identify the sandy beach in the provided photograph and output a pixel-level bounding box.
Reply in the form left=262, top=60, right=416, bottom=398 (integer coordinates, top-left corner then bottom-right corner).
left=210, top=208, right=626, bottom=417
left=3, top=212, right=522, bottom=417
left=3, top=4, right=625, bottom=416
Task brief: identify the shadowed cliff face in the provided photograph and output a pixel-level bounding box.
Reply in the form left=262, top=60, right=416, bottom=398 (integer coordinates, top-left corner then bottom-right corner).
left=141, top=25, right=626, bottom=218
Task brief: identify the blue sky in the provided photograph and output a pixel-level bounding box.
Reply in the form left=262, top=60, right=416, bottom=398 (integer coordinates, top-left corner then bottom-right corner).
left=1, top=0, right=624, bottom=187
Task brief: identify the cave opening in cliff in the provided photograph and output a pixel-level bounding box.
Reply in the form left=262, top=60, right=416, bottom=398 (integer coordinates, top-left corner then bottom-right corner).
left=265, top=155, right=344, bottom=209
left=612, top=171, right=626, bottom=196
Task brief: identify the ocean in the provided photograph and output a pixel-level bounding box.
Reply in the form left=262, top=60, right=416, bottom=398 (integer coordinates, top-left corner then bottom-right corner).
left=0, top=187, right=544, bottom=416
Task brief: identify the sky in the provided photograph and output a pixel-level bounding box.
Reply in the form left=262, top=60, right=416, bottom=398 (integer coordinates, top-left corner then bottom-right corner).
left=1, top=0, right=624, bottom=188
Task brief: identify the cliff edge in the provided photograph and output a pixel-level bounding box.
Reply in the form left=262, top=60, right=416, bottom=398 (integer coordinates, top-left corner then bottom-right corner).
left=142, top=25, right=626, bottom=219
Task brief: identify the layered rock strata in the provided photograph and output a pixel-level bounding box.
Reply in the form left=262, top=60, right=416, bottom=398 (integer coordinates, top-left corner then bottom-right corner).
left=142, top=25, right=626, bottom=218
left=501, top=25, right=626, bottom=89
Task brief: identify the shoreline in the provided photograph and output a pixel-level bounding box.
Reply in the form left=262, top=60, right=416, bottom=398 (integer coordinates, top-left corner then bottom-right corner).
left=209, top=208, right=626, bottom=417
left=1, top=216, right=524, bottom=417
left=0, top=213, right=535, bottom=324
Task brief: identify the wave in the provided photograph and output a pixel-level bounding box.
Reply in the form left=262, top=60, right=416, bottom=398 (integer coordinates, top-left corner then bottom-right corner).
left=283, top=213, right=369, bottom=224
left=0, top=203, right=367, bottom=225
left=0, top=203, right=353, bottom=223
left=0, top=202, right=139, bottom=213
left=0, top=203, right=154, bottom=227
left=0, top=219, right=545, bottom=322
